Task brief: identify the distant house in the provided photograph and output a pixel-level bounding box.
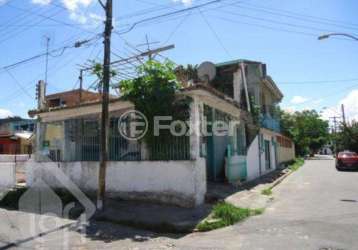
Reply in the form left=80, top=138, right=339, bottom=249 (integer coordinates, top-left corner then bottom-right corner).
left=28, top=60, right=295, bottom=207
left=0, top=117, right=35, bottom=154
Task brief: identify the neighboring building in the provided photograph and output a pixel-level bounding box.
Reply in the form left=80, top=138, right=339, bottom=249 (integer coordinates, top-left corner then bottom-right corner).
left=45, top=89, right=103, bottom=108
left=210, top=60, right=294, bottom=181
left=28, top=60, right=295, bottom=207
left=0, top=117, right=35, bottom=154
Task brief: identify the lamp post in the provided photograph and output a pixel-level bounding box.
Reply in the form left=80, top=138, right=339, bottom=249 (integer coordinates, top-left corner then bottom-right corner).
left=318, top=33, right=358, bottom=41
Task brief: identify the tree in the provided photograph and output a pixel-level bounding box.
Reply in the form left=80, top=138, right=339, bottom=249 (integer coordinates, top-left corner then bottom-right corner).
left=280, top=110, right=330, bottom=156
left=336, top=121, right=358, bottom=153
left=119, top=60, right=190, bottom=143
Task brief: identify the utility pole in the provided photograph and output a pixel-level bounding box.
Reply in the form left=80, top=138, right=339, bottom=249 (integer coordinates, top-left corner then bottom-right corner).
left=341, top=104, right=346, bottom=126
left=79, top=69, right=84, bottom=105
left=330, top=116, right=340, bottom=155
left=97, top=0, right=113, bottom=211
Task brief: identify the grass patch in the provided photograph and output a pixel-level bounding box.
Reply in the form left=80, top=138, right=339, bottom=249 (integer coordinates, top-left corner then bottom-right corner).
left=288, top=158, right=304, bottom=171
left=196, top=202, right=264, bottom=232
left=261, top=188, right=273, bottom=196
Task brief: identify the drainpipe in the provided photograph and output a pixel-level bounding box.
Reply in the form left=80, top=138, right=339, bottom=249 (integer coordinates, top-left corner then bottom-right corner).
left=240, top=63, right=251, bottom=112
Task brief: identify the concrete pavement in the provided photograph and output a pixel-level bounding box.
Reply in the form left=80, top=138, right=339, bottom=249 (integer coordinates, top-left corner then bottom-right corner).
left=1, top=158, right=358, bottom=249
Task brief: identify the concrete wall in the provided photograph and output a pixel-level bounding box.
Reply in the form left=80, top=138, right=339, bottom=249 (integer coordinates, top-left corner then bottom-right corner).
left=261, top=132, right=277, bottom=175
left=246, top=136, right=261, bottom=181
left=277, top=144, right=295, bottom=164
left=0, top=163, right=16, bottom=188
left=0, top=154, right=30, bottom=162
left=246, top=132, right=278, bottom=181
left=26, top=158, right=207, bottom=207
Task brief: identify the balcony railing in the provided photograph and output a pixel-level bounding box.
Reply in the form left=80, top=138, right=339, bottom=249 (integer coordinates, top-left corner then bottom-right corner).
left=260, top=114, right=280, bottom=132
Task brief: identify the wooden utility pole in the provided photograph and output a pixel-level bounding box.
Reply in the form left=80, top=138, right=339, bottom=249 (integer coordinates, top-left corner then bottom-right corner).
left=330, top=116, right=340, bottom=155
left=341, top=104, right=346, bottom=126
left=79, top=69, right=83, bottom=105
left=97, top=0, right=113, bottom=211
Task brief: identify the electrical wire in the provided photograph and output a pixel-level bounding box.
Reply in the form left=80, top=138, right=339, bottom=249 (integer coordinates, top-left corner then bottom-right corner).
left=199, top=9, right=232, bottom=58
left=236, top=2, right=358, bottom=31
left=6, top=3, right=97, bottom=35
left=280, top=78, right=358, bottom=85
left=0, top=34, right=101, bottom=73
left=115, top=0, right=223, bottom=35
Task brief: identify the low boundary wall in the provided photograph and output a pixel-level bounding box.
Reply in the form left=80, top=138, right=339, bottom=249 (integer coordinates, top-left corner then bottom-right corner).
left=26, top=159, right=207, bottom=207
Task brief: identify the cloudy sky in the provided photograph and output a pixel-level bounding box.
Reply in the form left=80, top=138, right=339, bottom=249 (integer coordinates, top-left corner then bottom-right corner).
left=0, top=0, right=357, bottom=123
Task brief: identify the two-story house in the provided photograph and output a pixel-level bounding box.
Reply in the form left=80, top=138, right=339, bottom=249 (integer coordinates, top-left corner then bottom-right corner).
left=211, top=59, right=294, bottom=181
left=27, top=59, right=294, bottom=207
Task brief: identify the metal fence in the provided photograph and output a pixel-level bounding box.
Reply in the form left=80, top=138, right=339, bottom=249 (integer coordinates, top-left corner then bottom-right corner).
left=43, top=118, right=191, bottom=162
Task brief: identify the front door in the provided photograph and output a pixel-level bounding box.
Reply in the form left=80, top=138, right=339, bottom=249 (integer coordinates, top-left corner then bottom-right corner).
left=264, top=140, right=271, bottom=170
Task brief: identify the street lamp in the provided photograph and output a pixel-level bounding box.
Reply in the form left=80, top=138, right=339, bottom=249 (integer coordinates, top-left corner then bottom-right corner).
left=318, top=33, right=358, bottom=41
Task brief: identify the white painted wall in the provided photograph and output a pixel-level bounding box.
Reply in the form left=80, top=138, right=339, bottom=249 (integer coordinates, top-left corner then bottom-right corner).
left=246, top=132, right=279, bottom=182
left=0, top=163, right=16, bottom=188
left=26, top=158, right=207, bottom=207
left=0, top=154, right=30, bottom=162
left=246, top=136, right=261, bottom=181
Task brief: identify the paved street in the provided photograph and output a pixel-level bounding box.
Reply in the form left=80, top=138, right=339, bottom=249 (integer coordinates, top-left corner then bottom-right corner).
left=1, top=158, right=358, bottom=249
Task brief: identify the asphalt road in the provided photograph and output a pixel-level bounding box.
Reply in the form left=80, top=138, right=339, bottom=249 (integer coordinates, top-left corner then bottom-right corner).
left=1, top=157, right=358, bottom=249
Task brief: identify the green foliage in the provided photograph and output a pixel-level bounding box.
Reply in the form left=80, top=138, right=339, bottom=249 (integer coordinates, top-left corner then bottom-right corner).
left=279, top=109, right=330, bottom=156
left=261, top=188, right=273, bottom=196
left=336, top=122, right=358, bottom=153
left=250, top=96, right=261, bottom=125
left=196, top=202, right=264, bottom=232
left=288, top=157, right=305, bottom=171
left=119, top=60, right=191, bottom=144
left=174, top=64, right=198, bottom=85
left=90, top=61, right=118, bottom=90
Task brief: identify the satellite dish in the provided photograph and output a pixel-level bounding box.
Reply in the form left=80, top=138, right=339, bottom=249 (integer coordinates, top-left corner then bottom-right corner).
left=197, top=61, right=216, bottom=83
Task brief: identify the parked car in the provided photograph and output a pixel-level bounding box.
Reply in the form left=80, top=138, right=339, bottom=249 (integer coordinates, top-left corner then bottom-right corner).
left=336, top=151, right=358, bottom=171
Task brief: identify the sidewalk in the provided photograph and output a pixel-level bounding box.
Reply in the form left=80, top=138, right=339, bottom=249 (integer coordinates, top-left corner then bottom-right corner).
left=96, top=167, right=292, bottom=233
left=96, top=199, right=212, bottom=233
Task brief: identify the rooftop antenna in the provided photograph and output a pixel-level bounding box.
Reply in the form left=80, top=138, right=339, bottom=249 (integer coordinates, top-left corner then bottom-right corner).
left=197, top=61, right=216, bottom=84
left=136, top=34, right=160, bottom=60
left=44, top=36, right=51, bottom=92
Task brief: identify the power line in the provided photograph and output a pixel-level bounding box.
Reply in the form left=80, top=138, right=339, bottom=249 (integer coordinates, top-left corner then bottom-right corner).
left=0, top=34, right=101, bottom=72
left=162, top=11, right=192, bottom=44
left=6, top=3, right=98, bottom=35
left=295, top=83, right=358, bottom=105
left=280, top=78, right=358, bottom=85
left=4, top=69, right=34, bottom=99
left=115, top=0, right=223, bottom=35
left=237, top=2, right=358, bottom=31
left=210, top=14, right=320, bottom=38
left=218, top=8, right=358, bottom=36
left=199, top=9, right=232, bottom=58
left=0, top=7, right=66, bottom=44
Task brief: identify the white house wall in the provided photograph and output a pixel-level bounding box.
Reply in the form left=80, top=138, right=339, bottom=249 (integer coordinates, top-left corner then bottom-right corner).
left=26, top=158, right=207, bottom=207
left=246, top=136, right=261, bottom=181
left=0, top=162, right=16, bottom=188
left=246, top=131, right=278, bottom=181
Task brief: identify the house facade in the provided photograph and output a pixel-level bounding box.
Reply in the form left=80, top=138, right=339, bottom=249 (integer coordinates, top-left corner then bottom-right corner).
left=27, top=59, right=294, bottom=207
left=0, top=117, right=35, bottom=155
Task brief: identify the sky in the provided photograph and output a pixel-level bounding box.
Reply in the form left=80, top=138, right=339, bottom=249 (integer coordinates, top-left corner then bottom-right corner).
left=0, top=0, right=358, bottom=124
